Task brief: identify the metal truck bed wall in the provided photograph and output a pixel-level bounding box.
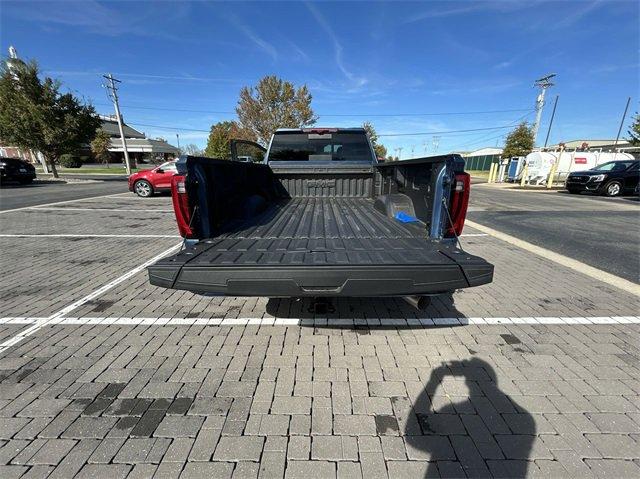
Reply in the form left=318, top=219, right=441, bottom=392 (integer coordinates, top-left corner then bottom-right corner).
left=147, top=156, right=494, bottom=297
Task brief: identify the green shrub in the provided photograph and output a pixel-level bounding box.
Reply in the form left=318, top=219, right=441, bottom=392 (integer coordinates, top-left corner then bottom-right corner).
left=59, top=154, right=83, bottom=168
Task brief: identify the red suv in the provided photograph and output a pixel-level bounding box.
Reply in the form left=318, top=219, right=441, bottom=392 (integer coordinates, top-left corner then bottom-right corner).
left=128, top=161, right=178, bottom=197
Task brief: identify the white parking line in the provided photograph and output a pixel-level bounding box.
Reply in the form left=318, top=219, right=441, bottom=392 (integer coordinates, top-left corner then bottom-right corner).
left=0, top=242, right=182, bottom=354
left=1, top=316, right=639, bottom=326
left=28, top=207, right=174, bottom=213
left=0, top=234, right=180, bottom=238
left=0, top=192, right=131, bottom=214
left=465, top=220, right=640, bottom=297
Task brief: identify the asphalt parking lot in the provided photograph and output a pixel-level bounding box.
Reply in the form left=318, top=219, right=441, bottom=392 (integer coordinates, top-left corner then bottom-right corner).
left=0, top=183, right=639, bottom=478
left=0, top=180, right=129, bottom=211
left=468, top=185, right=640, bottom=283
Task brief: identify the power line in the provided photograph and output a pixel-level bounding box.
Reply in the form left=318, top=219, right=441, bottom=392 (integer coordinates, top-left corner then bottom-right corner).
left=377, top=123, right=530, bottom=137
left=128, top=119, right=535, bottom=137
left=457, top=110, right=536, bottom=149
left=95, top=102, right=531, bottom=118
left=320, top=108, right=532, bottom=118
left=129, top=122, right=210, bottom=133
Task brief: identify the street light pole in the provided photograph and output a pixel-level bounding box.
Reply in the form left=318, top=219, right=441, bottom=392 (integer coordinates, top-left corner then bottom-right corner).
left=103, top=73, right=132, bottom=175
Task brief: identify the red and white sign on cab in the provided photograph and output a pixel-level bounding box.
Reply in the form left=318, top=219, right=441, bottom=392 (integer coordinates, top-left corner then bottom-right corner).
left=574, top=157, right=587, bottom=164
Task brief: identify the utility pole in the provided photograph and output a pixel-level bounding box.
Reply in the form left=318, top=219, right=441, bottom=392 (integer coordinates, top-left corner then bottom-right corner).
left=103, top=73, right=131, bottom=175
left=532, top=73, right=556, bottom=145
left=543, top=95, right=559, bottom=148
left=176, top=134, right=180, bottom=150
left=397, top=147, right=403, bottom=160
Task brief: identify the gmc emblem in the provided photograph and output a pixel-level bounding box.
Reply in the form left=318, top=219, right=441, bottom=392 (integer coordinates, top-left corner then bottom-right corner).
left=306, top=180, right=336, bottom=188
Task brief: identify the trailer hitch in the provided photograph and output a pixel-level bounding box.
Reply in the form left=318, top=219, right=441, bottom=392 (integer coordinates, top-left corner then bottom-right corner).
left=308, top=297, right=336, bottom=315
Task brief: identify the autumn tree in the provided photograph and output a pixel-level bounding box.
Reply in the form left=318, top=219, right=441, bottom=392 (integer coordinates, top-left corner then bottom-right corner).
left=362, top=121, right=388, bottom=159
left=502, top=122, right=535, bottom=159
left=628, top=113, right=640, bottom=146
left=205, top=120, right=255, bottom=159
left=0, top=58, right=100, bottom=178
left=91, top=129, right=112, bottom=167
left=236, top=75, right=317, bottom=145
left=180, top=144, right=204, bottom=156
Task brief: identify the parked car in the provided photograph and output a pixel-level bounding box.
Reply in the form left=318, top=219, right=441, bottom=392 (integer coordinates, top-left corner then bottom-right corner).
left=565, top=160, right=639, bottom=196
left=0, top=157, right=36, bottom=185
left=128, top=161, right=178, bottom=197
left=148, top=128, right=494, bottom=305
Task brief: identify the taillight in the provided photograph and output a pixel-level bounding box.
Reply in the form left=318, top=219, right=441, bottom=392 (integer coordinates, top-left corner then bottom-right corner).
left=171, top=175, right=195, bottom=238
left=444, top=172, right=470, bottom=238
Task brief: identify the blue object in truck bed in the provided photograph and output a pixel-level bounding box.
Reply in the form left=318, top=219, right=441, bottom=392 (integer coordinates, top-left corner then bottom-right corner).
left=394, top=211, right=420, bottom=223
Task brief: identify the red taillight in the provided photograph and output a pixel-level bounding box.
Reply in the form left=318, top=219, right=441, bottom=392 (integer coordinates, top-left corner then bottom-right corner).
left=445, top=172, right=470, bottom=238
left=171, top=175, right=195, bottom=238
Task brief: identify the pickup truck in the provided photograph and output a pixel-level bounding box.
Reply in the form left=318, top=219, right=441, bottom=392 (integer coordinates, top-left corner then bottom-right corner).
left=147, top=128, right=493, bottom=303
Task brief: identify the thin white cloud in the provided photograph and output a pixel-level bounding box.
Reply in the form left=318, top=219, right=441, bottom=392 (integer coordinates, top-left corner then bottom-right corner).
left=404, top=1, right=536, bottom=24
left=226, top=14, right=278, bottom=61
left=493, top=61, right=512, bottom=70
left=552, top=0, right=602, bottom=28
left=430, top=80, right=522, bottom=96
left=287, top=41, right=310, bottom=62
left=5, top=0, right=186, bottom=40
left=305, top=2, right=368, bottom=88
left=403, top=3, right=484, bottom=23
left=587, top=63, right=640, bottom=75
left=43, top=70, right=244, bottom=84
left=524, top=0, right=603, bottom=31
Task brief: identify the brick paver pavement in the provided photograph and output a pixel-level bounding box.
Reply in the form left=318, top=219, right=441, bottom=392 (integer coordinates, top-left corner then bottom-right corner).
left=1, top=319, right=638, bottom=477
left=0, top=194, right=638, bottom=477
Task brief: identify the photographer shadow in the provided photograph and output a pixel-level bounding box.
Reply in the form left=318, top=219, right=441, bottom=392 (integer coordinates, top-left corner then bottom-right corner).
left=405, top=358, right=535, bottom=478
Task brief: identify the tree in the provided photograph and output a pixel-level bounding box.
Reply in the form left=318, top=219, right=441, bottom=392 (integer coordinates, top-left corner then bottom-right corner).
left=180, top=144, right=203, bottom=156
left=502, top=122, right=535, bottom=159
left=236, top=75, right=317, bottom=145
left=0, top=59, right=100, bottom=178
left=362, top=121, right=388, bottom=159
left=628, top=113, right=640, bottom=146
left=91, top=129, right=112, bottom=167
left=204, top=120, right=255, bottom=159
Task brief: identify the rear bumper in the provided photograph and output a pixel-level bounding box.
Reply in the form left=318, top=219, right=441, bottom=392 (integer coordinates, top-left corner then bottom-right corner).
left=148, top=255, right=493, bottom=297
left=1, top=170, right=36, bottom=180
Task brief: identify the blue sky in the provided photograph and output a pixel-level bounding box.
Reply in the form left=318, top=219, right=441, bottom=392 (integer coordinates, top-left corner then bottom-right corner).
left=1, top=0, right=638, bottom=156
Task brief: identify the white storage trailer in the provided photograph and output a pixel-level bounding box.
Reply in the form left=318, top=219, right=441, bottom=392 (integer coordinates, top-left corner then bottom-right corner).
left=524, top=151, right=635, bottom=184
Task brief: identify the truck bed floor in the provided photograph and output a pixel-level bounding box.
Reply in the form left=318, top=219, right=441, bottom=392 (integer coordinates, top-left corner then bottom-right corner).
left=192, top=198, right=442, bottom=267
left=149, top=198, right=493, bottom=296
left=220, top=197, right=428, bottom=240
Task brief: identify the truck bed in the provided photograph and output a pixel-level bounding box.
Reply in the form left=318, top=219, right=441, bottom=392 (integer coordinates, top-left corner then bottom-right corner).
left=149, top=197, right=493, bottom=296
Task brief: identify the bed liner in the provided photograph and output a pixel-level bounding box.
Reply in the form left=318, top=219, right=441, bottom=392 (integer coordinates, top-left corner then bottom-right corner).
left=148, top=197, right=493, bottom=297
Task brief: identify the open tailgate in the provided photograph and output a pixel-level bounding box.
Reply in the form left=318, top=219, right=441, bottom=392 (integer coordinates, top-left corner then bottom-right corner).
left=148, top=238, right=493, bottom=297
